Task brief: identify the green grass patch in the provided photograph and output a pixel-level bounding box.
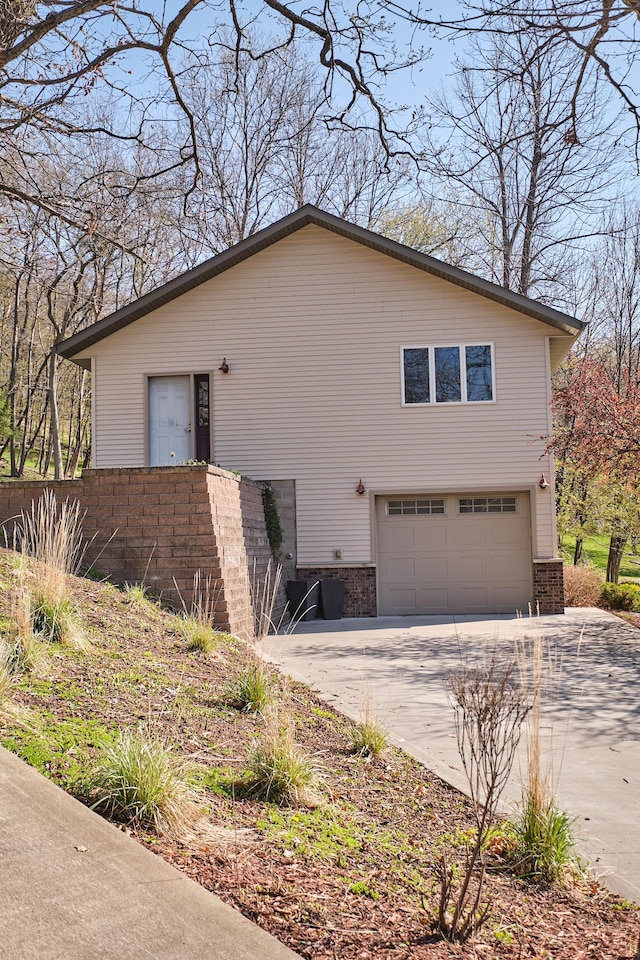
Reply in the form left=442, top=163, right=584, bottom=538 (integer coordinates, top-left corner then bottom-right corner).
left=561, top=535, right=640, bottom=581
left=225, top=662, right=276, bottom=713
left=192, top=764, right=238, bottom=797
left=2, top=716, right=117, bottom=793
left=257, top=802, right=415, bottom=865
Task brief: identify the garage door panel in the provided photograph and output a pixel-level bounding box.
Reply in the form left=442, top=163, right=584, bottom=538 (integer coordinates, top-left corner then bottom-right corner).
left=494, top=585, right=528, bottom=610
left=457, top=555, right=488, bottom=579
left=388, top=557, right=417, bottom=579
left=381, top=526, right=418, bottom=550
left=377, top=493, right=532, bottom=616
left=418, top=587, right=449, bottom=611
left=451, top=525, right=488, bottom=548
left=489, top=522, right=530, bottom=547
left=387, top=588, right=419, bottom=612
left=490, top=553, right=531, bottom=581
left=413, top=525, right=447, bottom=549
left=459, top=587, right=488, bottom=610
left=417, top=556, right=448, bottom=579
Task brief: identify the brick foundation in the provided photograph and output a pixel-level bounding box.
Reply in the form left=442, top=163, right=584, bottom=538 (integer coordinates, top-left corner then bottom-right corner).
left=532, top=559, right=565, bottom=615
left=0, top=465, right=283, bottom=640
left=296, top=566, right=377, bottom=618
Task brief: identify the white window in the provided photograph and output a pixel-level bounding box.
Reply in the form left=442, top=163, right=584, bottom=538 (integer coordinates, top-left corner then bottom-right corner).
left=459, top=496, right=517, bottom=514
left=402, top=344, right=494, bottom=405
left=387, top=498, right=446, bottom=516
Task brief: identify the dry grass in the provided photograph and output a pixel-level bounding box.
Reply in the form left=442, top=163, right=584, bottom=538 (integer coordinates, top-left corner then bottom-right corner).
left=4, top=571, right=44, bottom=673
left=173, top=570, right=223, bottom=654
left=250, top=559, right=284, bottom=641
left=513, top=621, right=580, bottom=885
left=348, top=698, right=388, bottom=757
left=14, top=491, right=87, bottom=648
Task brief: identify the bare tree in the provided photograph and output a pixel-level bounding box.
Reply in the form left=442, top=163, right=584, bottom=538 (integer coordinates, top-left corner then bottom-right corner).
left=172, top=43, right=413, bottom=258
left=425, top=24, right=618, bottom=299
left=0, top=0, right=427, bottom=238
left=410, top=1, right=640, bottom=156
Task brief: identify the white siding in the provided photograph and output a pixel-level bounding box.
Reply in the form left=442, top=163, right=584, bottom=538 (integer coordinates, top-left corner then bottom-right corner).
left=73, top=226, right=571, bottom=563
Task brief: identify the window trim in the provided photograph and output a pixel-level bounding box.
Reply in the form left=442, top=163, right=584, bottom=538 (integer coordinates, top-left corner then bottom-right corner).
left=400, top=342, right=496, bottom=406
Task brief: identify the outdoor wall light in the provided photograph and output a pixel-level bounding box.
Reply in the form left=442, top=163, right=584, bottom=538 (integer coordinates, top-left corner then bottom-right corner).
left=355, top=479, right=366, bottom=495
left=539, top=474, right=550, bottom=489
left=219, top=358, right=230, bottom=373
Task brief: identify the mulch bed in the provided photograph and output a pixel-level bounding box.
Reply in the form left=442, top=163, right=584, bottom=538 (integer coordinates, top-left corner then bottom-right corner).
left=0, top=550, right=638, bottom=960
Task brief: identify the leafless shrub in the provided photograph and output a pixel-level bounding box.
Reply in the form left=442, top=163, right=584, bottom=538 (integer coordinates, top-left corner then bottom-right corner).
left=563, top=564, right=603, bottom=607
left=437, top=659, right=531, bottom=942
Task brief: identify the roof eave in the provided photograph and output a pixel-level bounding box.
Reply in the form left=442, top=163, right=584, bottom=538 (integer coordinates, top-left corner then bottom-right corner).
left=57, top=205, right=583, bottom=360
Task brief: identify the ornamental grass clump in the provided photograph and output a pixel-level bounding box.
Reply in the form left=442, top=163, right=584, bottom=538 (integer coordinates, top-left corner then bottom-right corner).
left=123, top=582, right=151, bottom=609
left=15, top=491, right=86, bottom=648
left=510, top=790, right=579, bottom=883
left=173, top=570, right=221, bottom=653
left=512, top=625, right=579, bottom=885
left=348, top=699, right=388, bottom=758
left=90, top=725, right=195, bottom=835
left=4, top=574, right=44, bottom=674
left=245, top=708, right=319, bottom=806
left=226, top=661, right=276, bottom=713
left=0, top=644, right=15, bottom=707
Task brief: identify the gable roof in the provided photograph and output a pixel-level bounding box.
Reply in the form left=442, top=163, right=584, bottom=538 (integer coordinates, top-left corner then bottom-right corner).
left=57, top=205, right=583, bottom=360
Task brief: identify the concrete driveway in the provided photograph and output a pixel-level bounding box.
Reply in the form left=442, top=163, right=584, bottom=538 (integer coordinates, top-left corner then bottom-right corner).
left=261, top=607, right=640, bottom=903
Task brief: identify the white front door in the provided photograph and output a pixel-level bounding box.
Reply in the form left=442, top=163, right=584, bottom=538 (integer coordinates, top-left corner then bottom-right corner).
left=148, top=376, right=191, bottom=466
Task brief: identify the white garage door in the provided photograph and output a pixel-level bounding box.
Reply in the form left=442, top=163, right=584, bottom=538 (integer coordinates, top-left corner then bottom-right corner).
left=377, top=493, right=532, bottom=616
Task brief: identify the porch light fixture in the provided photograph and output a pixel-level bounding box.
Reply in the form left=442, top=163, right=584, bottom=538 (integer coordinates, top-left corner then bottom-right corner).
left=355, top=479, right=366, bottom=495
left=219, top=358, right=230, bottom=373
left=539, top=474, right=550, bottom=489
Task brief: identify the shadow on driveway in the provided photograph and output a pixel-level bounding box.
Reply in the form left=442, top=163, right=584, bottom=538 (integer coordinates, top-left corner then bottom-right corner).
left=261, top=607, right=640, bottom=903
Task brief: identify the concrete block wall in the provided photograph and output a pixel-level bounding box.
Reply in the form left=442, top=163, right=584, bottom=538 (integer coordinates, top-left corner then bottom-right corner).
left=0, top=465, right=279, bottom=640
left=268, top=480, right=297, bottom=582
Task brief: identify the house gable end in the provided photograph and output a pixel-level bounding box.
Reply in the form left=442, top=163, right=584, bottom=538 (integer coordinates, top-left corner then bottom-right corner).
left=57, top=206, right=583, bottom=361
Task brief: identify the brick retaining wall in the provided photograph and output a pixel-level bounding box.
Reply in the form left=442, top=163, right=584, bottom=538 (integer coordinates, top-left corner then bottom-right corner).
left=0, top=466, right=282, bottom=640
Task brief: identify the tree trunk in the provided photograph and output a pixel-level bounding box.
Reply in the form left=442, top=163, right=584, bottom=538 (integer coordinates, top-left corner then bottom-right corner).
left=48, top=351, right=64, bottom=480
left=606, top=533, right=627, bottom=584
left=573, top=536, right=584, bottom=566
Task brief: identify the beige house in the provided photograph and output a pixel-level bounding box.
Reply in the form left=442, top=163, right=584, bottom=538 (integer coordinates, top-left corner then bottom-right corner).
left=58, top=206, right=583, bottom=617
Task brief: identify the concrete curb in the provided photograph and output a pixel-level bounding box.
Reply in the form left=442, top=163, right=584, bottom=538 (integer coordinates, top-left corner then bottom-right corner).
left=0, top=746, right=300, bottom=960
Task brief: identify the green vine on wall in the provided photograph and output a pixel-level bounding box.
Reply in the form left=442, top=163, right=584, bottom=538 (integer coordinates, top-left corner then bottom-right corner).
left=262, top=485, right=284, bottom=558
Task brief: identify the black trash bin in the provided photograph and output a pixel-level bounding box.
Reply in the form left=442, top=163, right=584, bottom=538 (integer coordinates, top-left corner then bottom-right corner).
left=286, top=580, right=320, bottom=622
left=319, top=578, right=345, bottom=620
